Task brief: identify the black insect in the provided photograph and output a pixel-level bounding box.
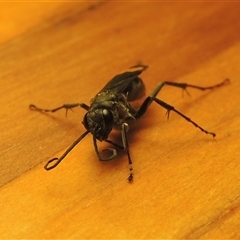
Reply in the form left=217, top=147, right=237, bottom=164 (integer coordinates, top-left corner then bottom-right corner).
left=30, top=64, right=229, bottom=182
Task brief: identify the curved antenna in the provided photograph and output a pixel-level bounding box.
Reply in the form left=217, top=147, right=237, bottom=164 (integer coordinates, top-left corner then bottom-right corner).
left=93, top=135, right=117, bottom=161
left=44, top=130, right=90, bottom=170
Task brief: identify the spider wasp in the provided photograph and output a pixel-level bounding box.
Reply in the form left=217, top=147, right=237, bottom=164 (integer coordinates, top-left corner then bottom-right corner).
left=30, top=64, right=229, bottom=182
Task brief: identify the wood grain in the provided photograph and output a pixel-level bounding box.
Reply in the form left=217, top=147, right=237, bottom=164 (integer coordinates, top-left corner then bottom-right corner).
left=1, top=2, right=240, bottom=238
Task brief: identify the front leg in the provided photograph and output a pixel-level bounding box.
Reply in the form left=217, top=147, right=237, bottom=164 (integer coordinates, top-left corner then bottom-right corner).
left=121, top=122, right=134, bottom=182
left=92, top=123, right=133, bottom=182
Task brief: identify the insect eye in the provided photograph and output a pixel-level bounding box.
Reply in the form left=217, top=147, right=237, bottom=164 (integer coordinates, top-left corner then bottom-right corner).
left=102, top=109, right=113, bottom=122
left=82, top=113, right=89, bottom=130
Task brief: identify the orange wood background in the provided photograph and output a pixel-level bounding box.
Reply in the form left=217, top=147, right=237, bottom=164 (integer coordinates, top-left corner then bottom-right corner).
left=1, top=2, right=240, bottom=239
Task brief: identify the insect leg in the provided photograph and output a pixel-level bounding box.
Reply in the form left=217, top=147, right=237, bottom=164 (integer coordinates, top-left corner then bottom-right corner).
left=121, top=123, right=133, bottom=182
left=164, top=79, right=230, bottom=91
left=134, top=82, right=165, bottom=119
left=135, top=79, right=229, bottom=119
left=136, top=94, right=215, bottom=137
left=29, top=103, right=90, bottom=116
left=93, top=136, right=117, bottom=161
left=44, top=130, right=90, bottom=170
left=152, top=97, right=216, bottom=137
left=104, top=139, right=124, bottom=150
left=93, top=125, right=133, bottom=182
left=163, top=79, right=229, bottom=96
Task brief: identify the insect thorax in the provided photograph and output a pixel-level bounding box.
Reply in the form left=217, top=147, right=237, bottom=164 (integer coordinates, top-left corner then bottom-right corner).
left=90, top=91, right=137, bottom=127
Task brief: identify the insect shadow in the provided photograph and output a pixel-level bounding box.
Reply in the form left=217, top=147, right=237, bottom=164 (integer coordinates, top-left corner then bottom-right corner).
left=30, top=64, right=229, bottom=182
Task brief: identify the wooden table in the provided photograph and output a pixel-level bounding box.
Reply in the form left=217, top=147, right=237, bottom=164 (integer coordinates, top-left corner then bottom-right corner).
left=1, top=2, right=240, bottom=238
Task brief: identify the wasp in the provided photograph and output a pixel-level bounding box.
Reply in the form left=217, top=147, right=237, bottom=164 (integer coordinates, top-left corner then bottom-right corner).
left=30, top=64, right=229, bottom=182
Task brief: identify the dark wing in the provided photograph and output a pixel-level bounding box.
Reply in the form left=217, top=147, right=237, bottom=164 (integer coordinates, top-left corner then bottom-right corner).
left=99, top=65, right=148, bottom=94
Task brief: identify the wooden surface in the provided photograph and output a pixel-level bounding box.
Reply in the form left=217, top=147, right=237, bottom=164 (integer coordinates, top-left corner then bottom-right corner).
left=1, top=2, right=240, bottom=239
